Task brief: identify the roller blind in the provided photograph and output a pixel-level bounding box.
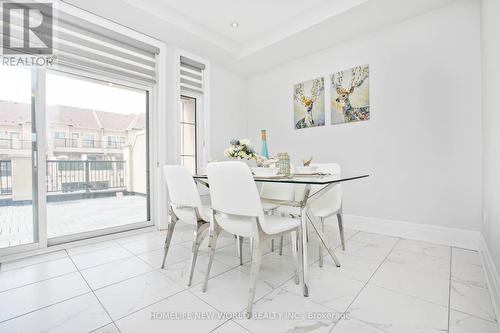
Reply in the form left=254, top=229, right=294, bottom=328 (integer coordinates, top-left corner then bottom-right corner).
left=1, top=5, right=159, bottom=85
left=180, top=56, right=205, bottom=94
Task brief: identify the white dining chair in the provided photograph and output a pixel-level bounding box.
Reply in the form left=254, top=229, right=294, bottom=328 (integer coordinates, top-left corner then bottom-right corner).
left=162, top=165, right=238, bottom=286
left=202, top=161, right=302, bottom=316
left=277, top=163, right=344, bottom=267
left=260, top=182, right=295, bottom=254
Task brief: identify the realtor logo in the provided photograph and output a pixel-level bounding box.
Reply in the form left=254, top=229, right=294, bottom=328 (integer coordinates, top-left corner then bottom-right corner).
left=2, top=2, right=53, bottom=55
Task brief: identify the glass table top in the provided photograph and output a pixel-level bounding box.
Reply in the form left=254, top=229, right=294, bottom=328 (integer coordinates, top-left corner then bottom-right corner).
left=193, top=173, right=369, bottom=185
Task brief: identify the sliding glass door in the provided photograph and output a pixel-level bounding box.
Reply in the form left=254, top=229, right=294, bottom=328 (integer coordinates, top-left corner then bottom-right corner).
left=0, top=65, right=37, bottom=250
left=45, top=71, right=150, bottom=242
left=0, top=66, right=153, bottom=254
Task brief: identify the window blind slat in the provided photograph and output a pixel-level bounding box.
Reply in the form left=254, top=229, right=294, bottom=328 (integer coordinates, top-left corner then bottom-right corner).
left=26, top=7, right=161, bottom=86
left=58, top=44, right=155, bottom=77
left=180, top=56, right=204, bottom=94
left=57, top=54, right=156, bottom=84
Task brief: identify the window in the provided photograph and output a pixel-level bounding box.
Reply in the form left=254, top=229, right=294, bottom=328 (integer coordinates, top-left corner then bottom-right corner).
left=180, top=96, right=197, bottom=174
left=46, top=71, right=149, bottom=239
left=0, top=131, right=7, bottom=149
left=83, top=134, right=95, bottom=148
left=179, top=56, right=206, bottom=174
left=0, top=3, right=159, bottom=255
left=0, top=64, right=35, bottom=249
left=55, top=132, right=66, bottom=139
left=107, top=135, right=124, bottom=149
left=71, top=133, right=79, bottom=147
left=107, top=136, right=115, bottom=148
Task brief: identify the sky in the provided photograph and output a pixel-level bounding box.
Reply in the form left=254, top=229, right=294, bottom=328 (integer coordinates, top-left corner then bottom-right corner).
left=0, top=65, right=146, bottom=115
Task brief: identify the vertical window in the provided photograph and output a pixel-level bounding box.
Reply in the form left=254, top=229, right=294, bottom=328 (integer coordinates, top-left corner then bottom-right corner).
left=71, top=133, right=79, bottom=147
left=180, top=96, right=197, bottom=174
left=179, top=56, right=206, bottom=174
left=83, top=134, right=95, bottom=148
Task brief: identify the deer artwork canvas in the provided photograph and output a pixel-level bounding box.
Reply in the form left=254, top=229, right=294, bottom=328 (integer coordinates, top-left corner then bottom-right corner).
left=293, top=77, right=325, bottom=129
left=330, top=65, right=370, bottom=124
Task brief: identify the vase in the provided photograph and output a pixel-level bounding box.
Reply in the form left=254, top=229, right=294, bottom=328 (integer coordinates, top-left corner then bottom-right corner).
left=260, top=129, right=269, bottom=159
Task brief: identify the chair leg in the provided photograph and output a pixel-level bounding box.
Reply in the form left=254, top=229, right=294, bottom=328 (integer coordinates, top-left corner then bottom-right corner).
left=279, top=235, right=283, bottom=255
left=319, top=217, right=324, bottom=268
left=202, top=226, right=220, bottom=292
left=235, top=234, right=240, bottom=256
left=188, top=221, right=209, bottom=286
left=305, top=221, right=309, bottom=243
left=337, top=213, right=345, bottom=251
left=290, top=231, right=299, bottom=285
left=250, top=237, right=254, bottom=260
left=246, top=237, right=263, bottom=317
left=271, top=238, right=275, bottom=252
left=238, top=236, right=244, bottom=265
left=161, top=211, right=177, bottom=269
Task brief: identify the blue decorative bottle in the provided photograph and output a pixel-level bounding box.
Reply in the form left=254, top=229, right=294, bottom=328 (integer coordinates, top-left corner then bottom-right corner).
left=260, top=130, right=269, bottom=159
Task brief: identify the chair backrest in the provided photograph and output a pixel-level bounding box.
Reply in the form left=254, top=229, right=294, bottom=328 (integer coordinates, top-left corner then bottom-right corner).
left=260, top=182, right=295, bottom=202
left=207, top=161, right=263, bottom=218
left=207, top=161, right=269, bottom=236
left=164, top=165, right=203, bottom=223
left=309, top=163, right=342, bottom=211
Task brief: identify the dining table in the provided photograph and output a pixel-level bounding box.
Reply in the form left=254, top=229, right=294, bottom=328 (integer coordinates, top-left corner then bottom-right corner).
left=193, top=172, right=369, bottom=297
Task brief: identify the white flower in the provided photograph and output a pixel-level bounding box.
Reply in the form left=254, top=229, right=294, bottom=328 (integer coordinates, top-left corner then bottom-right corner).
left=240, top=139, right=251, bottom=146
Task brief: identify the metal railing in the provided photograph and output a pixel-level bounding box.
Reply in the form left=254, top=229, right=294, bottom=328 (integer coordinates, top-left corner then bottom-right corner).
left=53, top=138, right=125, bottom=149
left=46, top=160, right=126, bottom=193
left=0, top=160, right=12, bottom=195
left=0, top=138, right=31, bottom=150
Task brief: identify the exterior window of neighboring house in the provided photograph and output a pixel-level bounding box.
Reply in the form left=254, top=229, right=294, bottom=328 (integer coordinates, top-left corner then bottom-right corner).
left=119, top=136, right=126, bottom=147
left=180, top=96, right=197, bottom=174
left=0, top=131, right=8, bottom=148
left=0, top=160, right=11, bottom=177
left=107, top=136, right=121, bottom=149
left=83, top=134, right=95, bottom=148
left=71, top=133, right=79, bottom=147
left=10, top=132, right=19, bottom=149
left=55, top=132, right=66, bottom=139
left=54, top=132, right=66, bottom=147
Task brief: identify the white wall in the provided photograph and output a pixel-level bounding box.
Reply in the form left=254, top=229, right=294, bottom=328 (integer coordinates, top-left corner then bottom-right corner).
left=481, top=0, right=500, bottom=279
left=247, top=0, right=482, bottom=231
left=209, top=64, right=248, bottom=160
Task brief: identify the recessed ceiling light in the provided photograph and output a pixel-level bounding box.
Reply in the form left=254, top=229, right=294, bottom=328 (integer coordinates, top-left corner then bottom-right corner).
left=230, top=22, right=239, bottom=28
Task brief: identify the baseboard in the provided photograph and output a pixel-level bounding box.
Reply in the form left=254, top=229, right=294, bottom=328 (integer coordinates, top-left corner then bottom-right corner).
left=479, top=235, right=500, bottom=322
left=342, top=214, right=480, bottom=250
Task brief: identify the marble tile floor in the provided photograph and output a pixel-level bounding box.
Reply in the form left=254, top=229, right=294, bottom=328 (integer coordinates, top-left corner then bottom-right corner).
left=0, top=223, right=498, bottom=333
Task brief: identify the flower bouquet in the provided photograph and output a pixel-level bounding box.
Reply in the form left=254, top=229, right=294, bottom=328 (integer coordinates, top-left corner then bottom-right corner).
left=224, top=139, right=258, bottom=160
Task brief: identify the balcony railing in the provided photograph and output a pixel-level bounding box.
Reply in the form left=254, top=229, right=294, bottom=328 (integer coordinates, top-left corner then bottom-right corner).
left=46, top=160, right=126, bottom=193
left=0, top=138, right=31, bottom=150
left=0, top=138, right=125, bottom=150
left=53, top=138, right=125, bottom=149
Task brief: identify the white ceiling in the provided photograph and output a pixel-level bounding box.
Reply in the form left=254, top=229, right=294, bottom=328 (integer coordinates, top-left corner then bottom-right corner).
left=155, top=0, right=361, bottom=43
left=64, top=0, right=461, bottom=75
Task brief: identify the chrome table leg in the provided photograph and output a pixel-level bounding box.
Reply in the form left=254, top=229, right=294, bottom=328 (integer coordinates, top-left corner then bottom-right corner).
left=306, top=211, right=340, bottom=267
left=319, top=217, right=324, bottom=268
left=290, top=230, right=299, bottom=284
left=300, top=210, right=309, bottom=297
